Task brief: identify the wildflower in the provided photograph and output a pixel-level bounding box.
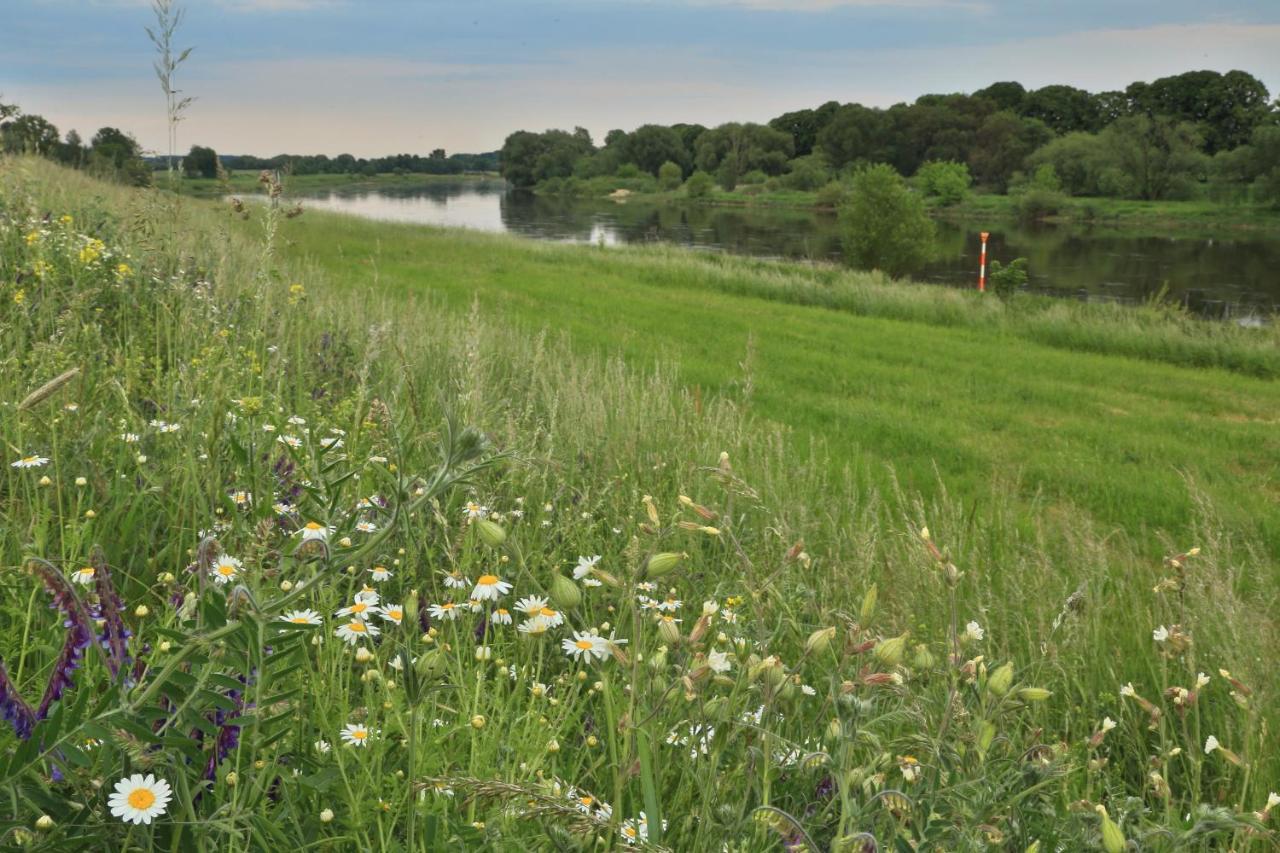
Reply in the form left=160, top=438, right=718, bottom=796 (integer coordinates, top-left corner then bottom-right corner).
left=1204, top=735, right=1220, bottom=755
left=563, top=631, right=610, bottom=662
left=963, top=621, right=984, bottom=642
left=335, top=620, right=380, bottom=645
left=71, top=566, right=95, bottom=586
left=1267, top=791, right=1280, bottom=812
left=1195, top=672, right=1210, bottom=689
left=537, top=607, right=565, bottom=628
left=10, top=455, right=49, bottom=469
left=277, top=434, right=303, bottom=449
left=1101, top=716, right=1116, bottom=732
left=899, top=755, right=921, bottom=783
left=515, top=595, right=549, bottom=617
left=491, top=608, right=512, bottom=625
left=472, top=574, right=512, bottom=601
left=428, top=602, right=460, bottom=621
left=517, top=618, right=549, bottom=636
left=464, top=501, right=489, bottom=519
left=134, top=605, right=149, bottom=618
left=1120, top=683, right=1136, bottom=698
left=574, top=555, right=601, bottom=580
left=320, top=436, right=344, bottom=449
left=442, top=570, right=469, bottom=589
left=121, top=432, right=140, bottom=443
left=708, top=649, right=732, bottom=673
left=36, top=815, right=54, bottom=830
left=340, top=723, right=371, bottom=746
left=369, top=566, right=392, bottom=582
left=210, top=555, right=243, bottom=585
left=379, top=604, right=405, bottom=625
left=336, top=600, right=375, bottom=621
left=300, top=521, right=331, bottom=541
left=281, top=609, right=322, bottom=626
left=470, top=714, right=486, bottom=729
left=355, top=586, right=380, bottom=605
left=314, top=740, right=331, bottom=753
left=107, top=774, right=172, bottom=825
left=319, top=808, right=334, bottom=823
left=656, top=597, right=682, bottom=613
left=1152, top=626, right=1169, bottom=643
left=355, top=521, right=377, bottom=534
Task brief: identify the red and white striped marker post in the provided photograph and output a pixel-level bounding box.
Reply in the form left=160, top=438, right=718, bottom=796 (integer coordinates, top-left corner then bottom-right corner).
left=977, top=231, right=990, bottom=292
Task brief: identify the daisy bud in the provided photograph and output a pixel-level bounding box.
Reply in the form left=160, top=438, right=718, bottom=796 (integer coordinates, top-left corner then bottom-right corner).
left=873, top=633, right=907, bottom=668
left=158, top=572, right=175, bottom=583
left=75, top=476, right=87, bottom=486
left=38, top=476, right=52, bottom=487
left=134, top=604, right=149, bottom=618
left=255, top=760, right=266, bottom=769
left=338, top=537, right=352, bottom=548
left=546, top=739, right=560, bottom=753
left=85, top=509, right=95, bottom=518
left=586, top=735, right=599, bottom=747
left=319, top=808, right=334, bottom=823
left=225, top=772, right=238, bottom=787
left=549, top=574, right=581, bottom=610
left=985, top=662, right=1013, bottom=697
left=354, top=647, right=374, bottom=664
left=158, top=640, right=172, bottom=653
left=35, top=815, right=54, bottom=830
left=470, top=715, right=486, bottom=729
left=641, top=552, right=684, bottom=580
left=474, top=519, right=506, bottom=547
left=805, top=627, right=836, bottom=656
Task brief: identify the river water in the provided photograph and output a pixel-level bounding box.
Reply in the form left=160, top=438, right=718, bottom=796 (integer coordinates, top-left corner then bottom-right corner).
left=284, top=179, right=1280, bottom=320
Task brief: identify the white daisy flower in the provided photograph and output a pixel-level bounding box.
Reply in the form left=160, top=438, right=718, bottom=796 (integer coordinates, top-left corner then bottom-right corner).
left=491, top=608, right=513, bottom=625
left=281, top=609, right=322, bottom=626
left=428, top=602, right=460, bottom=621
left=314, top=739, right=331, bottom=753
left=463, top=501, right=489, bottom=519
left=10, top=455, right=49, bottom=469
left=335, top=620, right=379, bottom=645
left=107, top=773, right=172, bottom=825
left=336, top=600, right=376, bottom=621
left=71, top=566, right=96, bottom=586
left=442, top=570, right=469, bottom=590
left=277, top=434, right=303, bottom=449
left=535, top=607, right=564, bottom=628
left=320, top=436, right=344, bottom=449
left=210, top=555, right=243, bottom=585
left=287, top=415, right=307, bottom=426
left=355, top=520, right=377, bottom=534
left=340, top=723, right=372, bottom=747
left=517, top=618, right=550, bottom=636
left=471, top=574, right=512, bottom=601
left=514, top=596, right=548, bottom=617
left=379, top=604, right=405, bottom=625
left=369, top=566, right=392, bottom=582
left=299, top=521, right=332, bottom=541
left=562, top=631, right=610, bottom=662
left=354, top=586, right=381, bottom=605
left=573, top=555, right=601, bottom=580
left=656, top=597, right=682, bottom=613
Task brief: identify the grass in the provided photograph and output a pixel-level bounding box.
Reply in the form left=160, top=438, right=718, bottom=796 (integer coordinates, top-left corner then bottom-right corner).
left=2, top=156, right=1278, bottom=850
left=273, top=211, right=1280, bottom=564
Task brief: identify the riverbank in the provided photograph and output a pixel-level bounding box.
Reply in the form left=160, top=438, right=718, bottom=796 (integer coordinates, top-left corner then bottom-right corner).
left=536, top=180, right=1280, bottom=231
left=4, top=158, right=1277, bottom=847
left=177, top=169, right=502, bottom=197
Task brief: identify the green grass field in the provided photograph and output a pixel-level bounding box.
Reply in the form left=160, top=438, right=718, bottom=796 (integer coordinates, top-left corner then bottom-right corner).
left=2, top=158, right=1277, bottom=850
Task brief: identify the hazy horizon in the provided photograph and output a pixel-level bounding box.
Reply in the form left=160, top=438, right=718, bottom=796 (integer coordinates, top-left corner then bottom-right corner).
left=4, top=0, right=1279, bottom=158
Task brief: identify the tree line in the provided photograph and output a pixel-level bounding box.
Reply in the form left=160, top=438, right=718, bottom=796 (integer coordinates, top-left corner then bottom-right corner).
left=499, top=69, right=1280, bottom=206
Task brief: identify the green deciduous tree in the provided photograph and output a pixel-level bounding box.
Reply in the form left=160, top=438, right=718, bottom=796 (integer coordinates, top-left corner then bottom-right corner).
left=914, top=160, right=971, bottom=205
left=657, top=160, right=683, bottom=190
left=838, top=163, right=935, bottom=276
left=1101, top=115, right=1206, bottom=200
left=183, top=144, right=218, bottom=178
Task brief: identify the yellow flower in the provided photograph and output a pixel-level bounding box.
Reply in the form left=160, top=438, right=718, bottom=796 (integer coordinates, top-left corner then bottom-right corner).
left=25, top=231, right=40, bottom=245
left=287, top=283, right=306, bottom=305
left=115, top=262, right=132, bottom=278
left=33, top=260, right=52, bottom=278
left=59, top=214, right=74, bottom=226
left=12, top=289, right=25, bottom=305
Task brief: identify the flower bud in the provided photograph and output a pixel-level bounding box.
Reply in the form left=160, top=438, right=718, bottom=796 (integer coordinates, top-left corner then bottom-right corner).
left=355, top=647, right=374, bottom=664
left=860, top=584, right=877, bottom=626
left=641, top=552, right=684, bottom=580
left=987, top=662, right=1014, bottom=697
left=319, top=808, right=334, bottom=823
left=805, top=627, right=836, bottom=656
left=648, top=646, right=669, bottom=672
left=657, top=617, right=682, bottom=645
left=35, top=815, right=54, bottom=831
left=912, top=643, right=936, bottom=669
left=873, top=633, right=907, bottom=668
left=1095, top=805, right=1125, bottom=853
left=1018, top=687, right=1051, bottom=702
left=549, top=574, right=581, bottom=610
left=475, top=519, right=506, bottom=547
left=414, top=648, right=446, bottom=680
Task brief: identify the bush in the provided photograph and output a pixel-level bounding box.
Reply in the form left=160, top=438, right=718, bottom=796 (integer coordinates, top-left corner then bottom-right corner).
left=782, top=154, right=833, bottom=191
left=615, top=162, right=642, bottom=179
left=1013, top=187, right=1065, bottom=223
left=914, top=160, right=971, bottom=205
left=815, top=179, right=848, bottom=208
left=837, top=163, right=935, bottom=276
left=988, top=257, right=1029, bottom=296
left=740, top=169, right=768, bottom=185
left=684, top=170, right=715, bottom=198
left=657, top=160, right=683, bottom=191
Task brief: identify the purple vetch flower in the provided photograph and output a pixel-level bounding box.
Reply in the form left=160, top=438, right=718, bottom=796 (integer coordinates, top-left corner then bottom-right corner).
left=473, top=613, right=489, bottom=643
left=0, top=660, right=37, bottom=739
left=417, top=595, right=433, bottom=634
left=92, top=549, right=131, bottom=677
left=36, top=617, right=93, bottom=719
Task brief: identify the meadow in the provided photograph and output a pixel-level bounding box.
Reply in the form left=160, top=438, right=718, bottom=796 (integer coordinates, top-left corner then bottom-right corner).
left=1, top=156, right=1277, bottom=850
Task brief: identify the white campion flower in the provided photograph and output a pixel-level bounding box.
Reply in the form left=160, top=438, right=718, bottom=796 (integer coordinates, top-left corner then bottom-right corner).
left=1100, top=717, right=1117, bottom=733
left=963, top=621, right=984, bottom=642
left=707, top=649, right=731, bottom=673
left=1265, top=791, right=1280, bottom=811
left=1195, top=672, right=1210, bottom=689
left=1204, top=735, right=1220, bottom=755
left=1120, top=682, right=1137, bottom=698
left=1152, top=625, right=1170, bottom=642
left=574, top=555, right=601, bottom=580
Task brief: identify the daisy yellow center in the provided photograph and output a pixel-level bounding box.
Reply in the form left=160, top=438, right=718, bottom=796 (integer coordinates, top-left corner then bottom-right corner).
left=290, top=617, right=310, bottom=623
left=349, top=622, right=366, bottom=633
left=352, top=729, right=367, bottom=740
left=575, top=639, right=594, bottom=650
left=496, top=609, right=509, bottom=615
left=388, top=609, right=402, bottom=620
left=623, top=827, right=637, bottom=839
left=218, top=565, right=235, bottom=576
left=579, top=796, right=593, bottom=806
left=305, top=522, right=323, bottom=530
left=540, top=608, right=557, bottom=618
left=477, top=574, right=499, bottom=586
left=350, top=602, right=367, bottom=614
left=78, top=568, right=94, bottom=577
left=441, top=603, right=455, bottom=610
left=23, top=456, right=38, bottom=464
left=128, top=788, right=156, bottom=809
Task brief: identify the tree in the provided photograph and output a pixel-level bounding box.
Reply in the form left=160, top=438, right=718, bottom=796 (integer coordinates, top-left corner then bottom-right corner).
left=684, top=170, right=714, bottom=198
left=183, top=144, right=218, bottom=178
left=1101, top=115, right=1205, bottom=200
left=694, top=123, right=793, bottom=179
left=619, top=124, right=689, bottom=176
left=768, top=101, right=840, bottom=157
left=88, top=126, right=150, bottom=185
left=973, top=81, right=1026, bottom=113
left=1, top=113, right=60, bottom=155
left=781, top=153, right=832, bottom=190
left=1020, top=84, right=1100, bottom=134
left=838, top=163, right=935, bottom=276
left=657, top=160, right=683, bottom=190
left=816, top=104, right=889, bottom=170
left=967, top=111, right=1052, bottom=191
left=499, top=128, right=595, bottom=187
left=914, top=160, right=971, bottom=205
left=1025, top=132, right=1110, bottom=196
left=57, top=129, right=85, bottom=167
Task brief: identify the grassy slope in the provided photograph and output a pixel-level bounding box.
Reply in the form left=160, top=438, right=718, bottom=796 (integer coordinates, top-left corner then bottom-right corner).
left=273, top=212, right=1280, bottom=562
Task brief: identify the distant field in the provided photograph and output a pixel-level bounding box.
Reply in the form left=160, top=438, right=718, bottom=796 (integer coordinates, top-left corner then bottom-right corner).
left=274, top=209, right=1280, bottom=563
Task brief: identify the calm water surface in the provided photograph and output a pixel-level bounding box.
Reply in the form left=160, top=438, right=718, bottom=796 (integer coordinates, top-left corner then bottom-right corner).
left=286, top=180, right=1280, bottom=319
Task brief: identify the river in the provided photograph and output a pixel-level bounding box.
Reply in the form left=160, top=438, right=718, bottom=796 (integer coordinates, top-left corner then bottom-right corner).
left=280, top=179, right=1280, bottom=320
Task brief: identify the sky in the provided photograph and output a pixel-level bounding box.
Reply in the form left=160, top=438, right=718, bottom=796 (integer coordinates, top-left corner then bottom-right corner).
left=3, top=0, right=1280, bottom=157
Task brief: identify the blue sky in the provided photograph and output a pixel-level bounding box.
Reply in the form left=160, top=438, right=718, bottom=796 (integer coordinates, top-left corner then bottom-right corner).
left=3, top=0, right=1279, bottom=156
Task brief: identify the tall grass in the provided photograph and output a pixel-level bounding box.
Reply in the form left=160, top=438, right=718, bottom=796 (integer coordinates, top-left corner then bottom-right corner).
left=1, top=157, right=1277, bottom=850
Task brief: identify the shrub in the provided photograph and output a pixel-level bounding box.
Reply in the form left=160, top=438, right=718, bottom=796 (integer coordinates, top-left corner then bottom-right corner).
left=838, top=164, right=935, bottom=276
left=914, top=160, right=971, bottom=205
left=657, top=160, right=683, bottom=191
left=782, top=154, right=833, bottom=191
left=740, top=169, right=768, bottom=185
left=815, top=179, right=848, bottom=208
left=988, top=257, right=1029, bottom=296
left=615, top=162, right=642, bottom=179
left=684, top=170, right=715, bottom=198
